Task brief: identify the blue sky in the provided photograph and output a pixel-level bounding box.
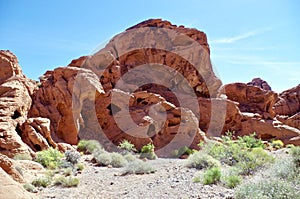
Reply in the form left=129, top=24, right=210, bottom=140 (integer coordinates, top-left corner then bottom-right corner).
left=0, top=0, right=299, bottom=92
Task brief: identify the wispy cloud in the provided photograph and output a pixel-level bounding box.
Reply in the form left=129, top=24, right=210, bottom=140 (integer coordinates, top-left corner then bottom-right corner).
left=211, top=28, right=272, bottom=44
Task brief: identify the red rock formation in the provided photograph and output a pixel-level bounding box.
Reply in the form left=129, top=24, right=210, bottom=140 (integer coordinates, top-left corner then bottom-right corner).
left=29, top=67, right=105, bottom=145
left=69, top=18, right=222, bottom=98
left=277, top=113, right=300, bottom=130
left=0, top=167, right=36, bottom=199
left=0, top=154, right=24, bottom=183
left=247, top=78, right=272, bottom=91
left=274, top=84, right=300, bottom=116
left=224, top=83, right=278, bottom=119
left=0, top=50, right=36, bottom=157
left=20, top=117, right=57, bottom=151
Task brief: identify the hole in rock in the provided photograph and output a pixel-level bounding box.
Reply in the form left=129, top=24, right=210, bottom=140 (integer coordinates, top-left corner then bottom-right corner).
left=12, top=110, right=21, bottom=119
left=33, top=144, right=42, bottom=151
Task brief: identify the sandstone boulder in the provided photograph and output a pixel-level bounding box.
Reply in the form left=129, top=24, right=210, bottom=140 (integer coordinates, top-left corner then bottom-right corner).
left=0, top=50, right=36, bottom=157
left=274, top=84, right=300, bottom=116
left=20, top=117, right=57, bottom=151
left=0, top=153, right=24, bottom=183
left=79, top=89, right=207, bottom=157
left=238, top=113, right=300, bottom=145
left=224, top=83, right=278, bottom=119
left=0, top=167, right=36, bottom=199
left=247, top=78, right=272, bottom=91
left=277, top=113, right=300, bottom=130
left=69, top=19, right=222, bottom=98
left=29, top=67, right=105, bottom=145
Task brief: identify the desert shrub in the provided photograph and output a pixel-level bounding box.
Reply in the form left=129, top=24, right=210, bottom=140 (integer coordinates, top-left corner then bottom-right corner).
left=110, top=152, right=128, bottom=168
left=23, top=183, right=37, bottom=193
left=65, top=150, right=81, bottom=165
left=205, top=141, right=248, bottom=166
left=236, top=147, right=274, bottom=175
left=271, top=140, right=284, bottom=149
left=53, top=176, right=79, bottom=187
left=237, top=133, right=265, bottom=149
left=123, top=159, right=156, bottom=175
left=13, top=153, right=32, bottom=160
left=94, top=151, right=127, bottom=168
left=94, top=152, right=112, bottom=166
left=15, top=166, right=23, bottom=176
left=172, top=146, right=195, bottom=158
left=202, top=167, right=221, bottom=185
left=118, top=139, right=136, bottom=153
left=62, top=167, right=73, bottom=176
left=185, top=151, right=220, bottom=170
left=286, top=144, right=295, bottom=148
left=201, top=136, right=273, bottom=175
left=32, top=176, right=51, bottom=188
left=223, top=174, right=241, bottom=188
left=235, top=178, right=300, bottom=199
left=291, top=146, right=300, bottom=167
left=77, top=140, right=102, bottom=154
left=35, top=147, right=64, bottom=169
left=76, top=163, right=84, bottom=171
left=124, top=153, right=137, bottom=162
left=267, top=156, right=297, bottom=180
left=140, top=143, right=157, bottom=160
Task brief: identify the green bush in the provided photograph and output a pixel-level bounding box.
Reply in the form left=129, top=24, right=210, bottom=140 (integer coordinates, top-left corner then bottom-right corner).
left=123, top=159, right=156, bottom=175
left=172, top=146, right=194, bottom=158
left=235, top=179, right=300, bottom=199
left=291, top=146, right=300, bottom=167
left=94, top=152, right=112, bottom=166
left=124, top=153, right=137, bottom=162
left=23, top=183, right=37, bottom=193
left=202, top=167, right=221, bottom=185
left=237, top=133, right=265, bottom=149
left=32, top=176, right=51, bottom=188
left=94, top=151, right=127, bottom=168
left=223, top=174, right=241, bottom=188
left=13, top=153, right=32, bottom=160
left=267, top=156, right=296, bottom=180
left=77, top=140, right=102, bottom=154
left=271, top=140, right=284, bottom=149
left=205, top=141, right=248, bottom=166
left=185, top=151, right=220, bottom=170
left=118, top=139, right=136, bottom=153
left=236, top=148, right=274, bottom=175
left=110, top=152, right=128, bottom=168
left=53, top=176, right=79, bottom=187
left=140, top=143, right=157, bottom=160
left=201, top=137, right=273, bottom=175
left=35, top=147, right=64, bottom=169
left=77, top=163, right=84, bottom=171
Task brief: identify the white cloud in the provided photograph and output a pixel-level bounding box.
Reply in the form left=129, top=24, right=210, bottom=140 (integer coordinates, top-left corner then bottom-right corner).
left=211, top=28, right=272, bottom=44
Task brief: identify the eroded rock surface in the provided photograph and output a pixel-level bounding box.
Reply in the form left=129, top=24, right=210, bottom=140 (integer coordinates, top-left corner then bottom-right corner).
left=0, top=50, right=36, bottom=157
left=224, top=83, right=278, bottom=119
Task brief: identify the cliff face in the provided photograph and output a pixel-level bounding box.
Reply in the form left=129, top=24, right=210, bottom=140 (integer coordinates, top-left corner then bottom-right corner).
left=0, top=19, right=300, bottom=165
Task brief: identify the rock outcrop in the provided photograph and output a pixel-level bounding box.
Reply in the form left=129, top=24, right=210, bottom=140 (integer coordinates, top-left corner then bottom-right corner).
left=1, top=19, right=300, bottom=163
left=0, top=50, right=36, bottom=158
left=29, top=67, right=105, bottom=145
left=69, top=18, right=222, bottom=98
left=224, top=83, right=278, bottom=119
left=274, top=84, right=300, bottom=116
left=0, top=167, right=36, bottom=199
left=247, top=78, right=272, bottom=91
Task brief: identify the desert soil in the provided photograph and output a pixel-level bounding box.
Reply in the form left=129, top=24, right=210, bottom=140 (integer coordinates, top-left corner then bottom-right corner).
left=37, top=157, right=234, bottom=199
